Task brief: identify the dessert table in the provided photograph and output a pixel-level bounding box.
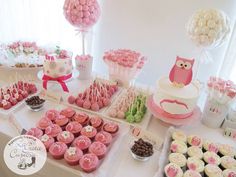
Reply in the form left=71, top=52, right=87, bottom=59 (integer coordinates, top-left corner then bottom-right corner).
left=0, top=73, right=235, bottom=177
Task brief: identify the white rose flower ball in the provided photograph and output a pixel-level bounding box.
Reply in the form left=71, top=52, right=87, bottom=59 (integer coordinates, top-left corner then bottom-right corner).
left=187, top=9, right=230, bottom=47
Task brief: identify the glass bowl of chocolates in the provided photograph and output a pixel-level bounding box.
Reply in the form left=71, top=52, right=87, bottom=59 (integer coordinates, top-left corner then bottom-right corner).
left=25, top=96, right=45, bottom=111
left=130, top=138, right=154, bottom=162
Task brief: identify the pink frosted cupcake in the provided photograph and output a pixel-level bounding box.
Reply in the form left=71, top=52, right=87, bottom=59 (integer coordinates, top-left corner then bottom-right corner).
left=40, top=134, right=55, bottom=151
left=57, top=131, right=74, bottom=146
left=89, top=142, right=107, bottom=159
left=81, top=125, right=97, bottom=139
left=55, top=115, right=69, bottom=130
left=73, top=112, right=89, bottom=126
left=64, top=147, right=83, bottom=166
left=66, top=121, right=82, bottom=136
left=37, top=117, right=53, bottom=131
left=45, top=109, right=60, bottom=122
left=72, top=135, right=91, bottom=152
left=95, top=131, right=113, bottom=146
left=89, top=116, right=104, bottom=131
left=60, top=108, right=76, bottom=119
left=79, top=153, right=99, bottom=173
left=26, top=128, right=43, bottom=139
left=45, top=124, right=62, bottom=138
left=49, top=142, right=68, bottom=159
left=102, top=122, right=119, bottom=136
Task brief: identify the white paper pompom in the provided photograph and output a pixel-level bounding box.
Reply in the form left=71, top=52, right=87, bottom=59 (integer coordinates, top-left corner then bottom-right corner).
left=186, top=9, right=230, bottom=48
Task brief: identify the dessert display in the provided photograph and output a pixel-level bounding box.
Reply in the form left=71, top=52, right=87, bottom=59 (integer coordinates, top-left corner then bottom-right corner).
left=107, top=87, right=147, bottom=123
left=42, top=47, right=72, bottom=92
left=150, top=56, right=201, bottom=121
left=25, top=95, right=45, bottom=111
left=0, top=81, right=37, bottom=110
left=160, top=129, right=236, bottom=176
left=68, top=79, right=118, bottom=111
left=130, top=138, right=154, bottom=161
left=103, top=49, right=147, bottom=86
left=27, top=107, right=120, bottom=173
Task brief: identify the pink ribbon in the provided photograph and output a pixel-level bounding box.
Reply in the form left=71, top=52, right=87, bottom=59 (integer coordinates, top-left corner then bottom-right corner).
left=42, top=74, right=72, bottom=92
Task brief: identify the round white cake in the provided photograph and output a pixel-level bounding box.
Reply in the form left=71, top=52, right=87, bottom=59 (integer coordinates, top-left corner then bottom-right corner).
left=43, top=56, right=72, bottom=79
left=153, top=77, right=200, bottom=117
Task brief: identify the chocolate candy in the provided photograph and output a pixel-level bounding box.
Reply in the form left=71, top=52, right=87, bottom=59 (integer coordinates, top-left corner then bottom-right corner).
left=131, top=138, right=153, bottom=157
left=25, top=96, right=45, bottom=106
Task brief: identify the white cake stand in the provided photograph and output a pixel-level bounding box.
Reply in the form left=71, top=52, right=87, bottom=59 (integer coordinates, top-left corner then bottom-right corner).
left=147, top=95, right=201, bottom=126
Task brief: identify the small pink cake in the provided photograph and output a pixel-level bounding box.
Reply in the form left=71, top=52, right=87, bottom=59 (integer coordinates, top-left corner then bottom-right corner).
left=26, top=128, right=43, bottom=139
left=37, top=117, right=53, bottom=130
left=60, top=108, right=76, bottom=119
left=102, top=122, right=119, bottom=136
left=49, top=142, right=68, bottom=159
left=72, top=135, right=91, bottom=152
left=45, top=109, right=60, bottom=121
left=57, top=131, right=74, bottom=146
left=66, top=121, right=82, bottom=136
left=81, top=126, right=97, bottom=139
left=40, top=134, right=55, bottom=150
left=64, top=147, right=83, bottom=166
left=95, top=131, right=113, bottom=146
left=89, top=116, right=104, bottom=131
left=73, top=112, right=89, bottom=126
left=89, top=142, right=107, bottom=159
left=55, top=115, right=69, bottom=129
left=79, top=153, right=99, bottom=173
left=45, top=124, right=62, bottom=138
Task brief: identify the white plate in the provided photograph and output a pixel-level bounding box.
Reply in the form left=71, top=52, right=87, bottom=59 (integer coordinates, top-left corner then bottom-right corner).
left=37, top=70, right=79, bottom=83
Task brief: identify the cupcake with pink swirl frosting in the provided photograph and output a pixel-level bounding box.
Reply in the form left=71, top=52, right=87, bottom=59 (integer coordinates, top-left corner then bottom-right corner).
left=102, top=122, right=119, bottom=137
left=89, top=116, right=104, bottom=131
left=73, top=112, right=89, bottom=126
left=81, top=125, right=97, bottom=139
left=37, top=117, right=53, bottom=131
left=60, top=108, right=76, bottom=119
left=49, top=142, right=68, bottom=159
left=79, top=153, right=99, bottom=173
left=95, top=131, right=112, bottom=146
left=45, top=109, right=60, bottom=121
left=89, top=141, right=107, bottom=159
left=72, top=135, right=91, bottom=152
left=40, top=134, right=55, bottom=151
left=66, top=121, right=82, bottom=136
left=45, top=124, right=62, bottom=138
left=55, top=115, right=69, bottom=130
left=64, top=147, right=83, bottom=166
left=26, top=128, right=43, bottom=138
left=57, top=131, right=74, bottom=146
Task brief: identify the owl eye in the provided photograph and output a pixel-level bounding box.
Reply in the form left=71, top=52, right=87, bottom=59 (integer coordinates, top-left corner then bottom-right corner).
left=176, top=60, right=184, bottom=68
left=184, top=62, right=192, bottom=70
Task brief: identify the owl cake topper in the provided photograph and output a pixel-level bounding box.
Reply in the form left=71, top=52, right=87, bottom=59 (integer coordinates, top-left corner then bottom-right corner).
left=169, top=56, right=195, bottom=88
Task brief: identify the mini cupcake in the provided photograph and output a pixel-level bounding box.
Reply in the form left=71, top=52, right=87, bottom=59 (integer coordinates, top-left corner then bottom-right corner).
left=223, top=169, right=236, bottom=177
left=95, top=131, right=113, bottom=146
left=37, top=117, right=53, bottom=131
left=79, top=153, right=99, bottom=173
left=187, top=146, right=203, bottom=159
left=66, top=121, right=82, bottom=136
left=203, top=151, right=221, bottom=166
left=187, top=135, right=202, bottom=148
left=183, top=170, right=201, bottom=177
left=26, top=128, right=43, bottom=139
left=55, top=115, right=69, bottom=130
left=40, top=134, right=55, bottom=150
left=81, top=125, right=97, bottom=139
left=89, top=116, right=104, bottom=131
left=220, top=156, right=236, bottom=170
left=170, top=140, right=188, bottom=155
left=204, top=164, right=223, bottom=177
left=219, top=144, right=235, bottom=157
left=187, top=157, right=204, bottom=175
left=72, top=135, right=92, bottom=152
left=45, top=109, right=60, bottom=121
left=64, top=147, right=83, bottom=166
left=172, top=130, right=187, bottom=142
left=57, top=131, right=74, bottom=146
left=73, top=112, right=89, bottom=126
left=45, top=124, right=62, bottom=138
left=102, top=122, right=119, bottom=136
left=49, top=142, right=68, bottom=159
left=168, top=153, right=186, bottom=170
left=60, top=108, right=76, bottom=119
left=164, top=163, right=183, bottom=177
left=203, top=140, right=219, bottom=153
left=89, top=142, right=107, bottom=159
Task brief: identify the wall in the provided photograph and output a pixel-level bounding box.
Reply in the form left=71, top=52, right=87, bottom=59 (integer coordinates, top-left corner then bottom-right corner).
left=92, top=0, right=236, bottom=86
